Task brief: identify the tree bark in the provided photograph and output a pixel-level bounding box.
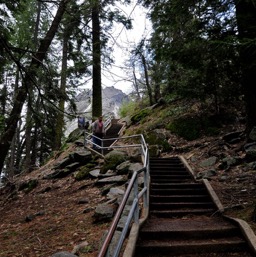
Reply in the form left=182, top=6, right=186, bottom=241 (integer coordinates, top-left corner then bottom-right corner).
left=235, top=0, right=256, bottom=135
left=92, top=0, right=102, bottom=119
left=141, top=53, right=153, bottom=105
left=154, top=82, right=161, bottom=103
left=132, top=69, right=141, bottom=100
left=7, top=68, right=21, bottom=174
left=54, top=33, right=68, bottom=150
left=0, top=0, right=70, bottom=173
left=24, top=0, right=42, bottom=170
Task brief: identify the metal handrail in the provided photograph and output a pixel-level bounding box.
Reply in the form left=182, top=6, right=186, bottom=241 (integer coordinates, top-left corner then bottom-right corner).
left=84, top=132, right=149, bottom=257
left=103, top=115, right=113, bottom=130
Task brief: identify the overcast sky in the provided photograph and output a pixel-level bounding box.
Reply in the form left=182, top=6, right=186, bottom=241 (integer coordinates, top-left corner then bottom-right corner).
left=75, top=1, right=151, bottom=95
left=101, top=1, right=152, bottom=94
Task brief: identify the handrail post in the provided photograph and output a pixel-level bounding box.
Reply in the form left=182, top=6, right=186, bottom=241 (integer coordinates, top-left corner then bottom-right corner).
left=140, top=137, right=144, bottom=163
left=101, top=137, right=103, bottom=155
left=134, top=176, right=139, bottom=224
left=143, top=168, right=148, bottom=208
left=92, top=133, right=149, bottom=257
left=146, top=150, right=150, bottom=208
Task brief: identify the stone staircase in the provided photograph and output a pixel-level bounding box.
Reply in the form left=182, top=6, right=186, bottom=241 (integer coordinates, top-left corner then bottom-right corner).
left=91, top=119, right=123, bottom=154
left=134, top=157, right=254, bottom=257
left=99, top=119, right=123, bottom=154
left=104, top=119, right=123, bottom=148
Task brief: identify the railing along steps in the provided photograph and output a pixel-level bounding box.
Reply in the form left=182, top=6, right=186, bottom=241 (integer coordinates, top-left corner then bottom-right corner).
left=134, top=157, right=254, bottom=257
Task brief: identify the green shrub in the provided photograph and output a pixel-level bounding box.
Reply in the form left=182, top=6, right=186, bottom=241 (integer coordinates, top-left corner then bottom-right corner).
left=80, top=245, right=93, bottom=253
left=167, top=115, right=220, bottom=140
left=167, top=116, right=201, bottom=141
left=145, top=132, right=172, bottom=152
left=131, top=109, right=151, bottom=124
left=201, top=117, right=220, bottom=136
left=119, top=100, right=137, bottom=118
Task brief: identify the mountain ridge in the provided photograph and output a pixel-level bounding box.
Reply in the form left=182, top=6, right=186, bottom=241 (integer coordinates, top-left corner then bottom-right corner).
left=65, top=86, right=129, bottom=136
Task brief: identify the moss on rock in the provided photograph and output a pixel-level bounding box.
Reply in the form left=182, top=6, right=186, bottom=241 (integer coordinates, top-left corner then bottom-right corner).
left=74, top=167, right=90, bottom=180
left=102, top=150, right=128, bottom=173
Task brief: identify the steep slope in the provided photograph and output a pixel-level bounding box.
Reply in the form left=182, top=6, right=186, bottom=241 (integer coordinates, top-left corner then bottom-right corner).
left=0, top=144, right=111, bottom=257
left=1, top=101, right=256, bottom=257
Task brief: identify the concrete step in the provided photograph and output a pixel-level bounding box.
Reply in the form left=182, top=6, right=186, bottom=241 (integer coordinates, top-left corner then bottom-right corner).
left=135, top=237, right=248, bottom=256
left=134, top=157, right=253, bottom=257
left=150, top=194, right=212, bottom=202
left=150, top=208, right=218, bottom=217
left=150, top=165, right=184, bottom=169
left=150, top=201, right=216, bottom=210
left=139, top=216, right=240, bottom=239
left=150, top=157, right=180, bottom=163
left=151, top=182, right=205, bottom=189
left=151, top=174, right=192, bottom=180
left=150, top=170, right=189, bottom=175
left=150, top=187, right=208, bottom=195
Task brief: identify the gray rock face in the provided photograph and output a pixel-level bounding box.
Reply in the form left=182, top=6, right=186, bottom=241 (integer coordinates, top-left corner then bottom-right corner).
left=96, top=175, right=127, bottom=184
left=54, top=157, right=72, bottom=170
left=72, top=241, right=89, bottom=255
left=199, top=156, right=218, bottom=168
left=129, top=163, right=143, bottom=173
left=249, top=127, right=256, bottom=141
left=196, top=169, right=217, bottom=179
left=104, top=150, right=127, bottom=162
left=65, top=87, right=129, bottom=136
left=116, top=161, right=131, bottom=174
left=107, top=187, right=125, bottom=201
left=245, top=142, right=256, bottom=160
left=69, top=150, right=92, bottom=164
left=44, top=150, right=93, bottom=179
left=89, top=169, right=101, bottom=178
left=93, top=203, right=116, bottom=222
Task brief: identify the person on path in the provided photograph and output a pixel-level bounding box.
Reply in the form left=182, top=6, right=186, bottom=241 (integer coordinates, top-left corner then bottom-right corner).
left=78, top=116, right=85, bottom=129
left=78, top=116, right=89, bottom=130
left=92, top=116, right=105, bottom=149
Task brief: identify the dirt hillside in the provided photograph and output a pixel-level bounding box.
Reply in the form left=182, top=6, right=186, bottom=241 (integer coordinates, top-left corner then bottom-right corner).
left=1, top=112, right=256, bottom=257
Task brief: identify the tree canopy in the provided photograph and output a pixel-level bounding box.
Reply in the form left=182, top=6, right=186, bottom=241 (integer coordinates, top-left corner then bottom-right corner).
left=134, top=0, right=255, bottom=130
left=0, top=0, right=256, bottom=178
left=0, top=0, right=132, bottom=176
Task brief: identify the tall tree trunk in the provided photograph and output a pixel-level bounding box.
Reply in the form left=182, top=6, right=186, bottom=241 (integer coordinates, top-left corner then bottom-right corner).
left=30, top=96, right=41, bottom=166
left=0, top=0, right=69, bottom=173
left=141, top=53, right=153, bottom=105
left=6, top=68, right=20, bottom=176
left=54, top=34, right=68, bottom=150
left=0, top=82, right=7, bottom=119
left=92, top=0, right=102, bottom=119
left=24, top=101, right=33, bottom=171
left=154, top=83, right=161, bottom=103
left=24, top=0, right=42, bottom=171
left=7, top=120, right=23, bottom=177
left=235, top=0, right=256, bottom=136
left=132, top=69, right=141, bottom=100
left=7, top=133, right=17, bottom=178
